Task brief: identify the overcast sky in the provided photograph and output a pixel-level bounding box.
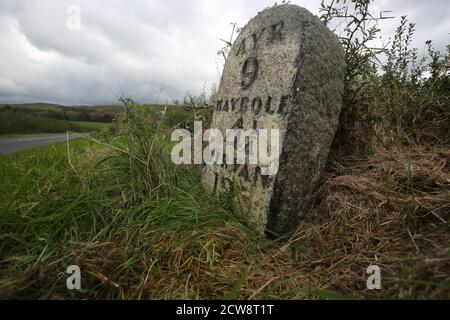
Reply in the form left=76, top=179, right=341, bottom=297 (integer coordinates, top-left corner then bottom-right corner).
left=0, top=0, right=448, bottom=106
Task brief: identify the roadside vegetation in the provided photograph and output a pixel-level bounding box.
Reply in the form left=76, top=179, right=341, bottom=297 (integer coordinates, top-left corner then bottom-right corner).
left=0, top=111, right=82, bottom=134
left=0, top=103, right=121, bottom=123
left=69, top=121, right=110, bottom=132
left=0, top=103, right=120, bottom=135
left=0, top=0, right=448, bottom=299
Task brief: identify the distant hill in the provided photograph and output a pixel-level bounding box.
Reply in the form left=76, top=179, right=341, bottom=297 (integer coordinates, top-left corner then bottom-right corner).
left=0, top=103, right=124, bottom=123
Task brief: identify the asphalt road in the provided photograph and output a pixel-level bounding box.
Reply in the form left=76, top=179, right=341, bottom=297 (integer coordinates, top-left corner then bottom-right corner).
left=0, top=133, right=80, bottom=155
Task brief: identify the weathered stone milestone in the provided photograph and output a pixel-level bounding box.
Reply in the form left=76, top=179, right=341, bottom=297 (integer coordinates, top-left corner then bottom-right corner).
left=202, top=4, right=345, bottom=236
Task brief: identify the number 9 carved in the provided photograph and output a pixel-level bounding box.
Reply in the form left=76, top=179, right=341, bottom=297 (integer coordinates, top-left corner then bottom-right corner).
left=241, top=57, right=258, bottom=90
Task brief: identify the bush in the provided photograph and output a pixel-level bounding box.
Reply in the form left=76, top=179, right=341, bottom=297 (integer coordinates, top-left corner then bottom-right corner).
left=0, top=111, right=81, bottom=134
left=320, top=0, right=450, bottom=152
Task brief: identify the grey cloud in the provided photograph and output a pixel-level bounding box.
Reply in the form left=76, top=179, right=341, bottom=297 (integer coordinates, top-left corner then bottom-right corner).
left=0, top=0, right=448, bottom=105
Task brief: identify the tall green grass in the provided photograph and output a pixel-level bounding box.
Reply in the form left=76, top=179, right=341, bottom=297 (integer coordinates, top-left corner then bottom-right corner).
left=0, top=105, right=252, bottom=299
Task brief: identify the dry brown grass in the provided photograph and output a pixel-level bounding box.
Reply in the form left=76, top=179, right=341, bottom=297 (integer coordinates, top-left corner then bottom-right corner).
left=278, top=139, right=449, bottom=299
left=206, top=136, right=449, bottom=299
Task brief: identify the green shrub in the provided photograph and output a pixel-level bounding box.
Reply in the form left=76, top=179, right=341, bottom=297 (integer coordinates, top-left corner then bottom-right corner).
left=0, top=111, right=81, bottom=134
left=320, top=0, right=449, bottom=150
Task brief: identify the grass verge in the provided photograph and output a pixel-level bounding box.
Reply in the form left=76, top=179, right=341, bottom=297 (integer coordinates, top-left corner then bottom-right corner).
left=0, top=104, right=448, bottom=299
